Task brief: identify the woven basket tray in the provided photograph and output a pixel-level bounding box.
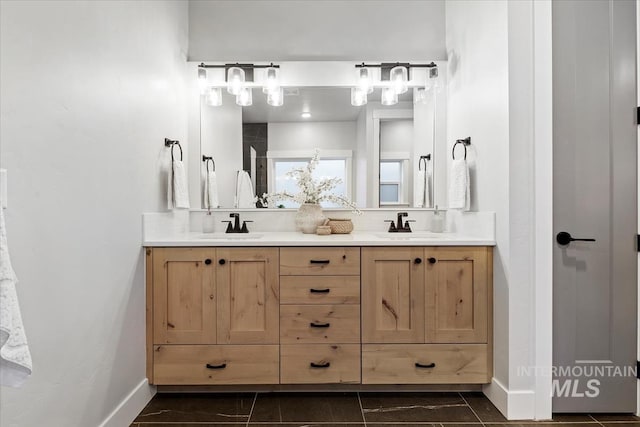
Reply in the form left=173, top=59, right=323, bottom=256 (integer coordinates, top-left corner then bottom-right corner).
left=327, top=218, right=354, bottom=234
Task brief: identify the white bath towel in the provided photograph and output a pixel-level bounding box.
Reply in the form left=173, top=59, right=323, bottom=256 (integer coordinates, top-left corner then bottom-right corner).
left=448, top=159, right=470, bottom=210
left=235, top=171, right=256, bottom=208
left=0, top=208, right=32, bottom=387
left=413, top=169, right=432, bottom=208
left=204, top=169, right=219, bottom=209
left=167, top=160, right=190, bottom=210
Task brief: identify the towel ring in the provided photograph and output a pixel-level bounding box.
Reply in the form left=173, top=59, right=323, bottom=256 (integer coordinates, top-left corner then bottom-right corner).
left=164, top=138, right=182, bottom=162
left=452, top=137, right=471, bottom=160
left=202, top=155, right=215, bottom=172
left=418, top=154, right=431, bottom=171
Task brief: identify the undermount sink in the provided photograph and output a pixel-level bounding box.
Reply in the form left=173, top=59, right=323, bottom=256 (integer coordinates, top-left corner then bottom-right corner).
left=374, top=232, right=445, bottom=240
left=198, top=233, right=264, bottom=240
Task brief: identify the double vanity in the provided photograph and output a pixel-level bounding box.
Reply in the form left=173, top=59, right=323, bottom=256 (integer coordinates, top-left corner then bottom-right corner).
left=144, top=214, right=494, bottom=390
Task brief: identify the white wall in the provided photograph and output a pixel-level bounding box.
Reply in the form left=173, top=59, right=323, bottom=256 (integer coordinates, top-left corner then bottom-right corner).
left=0, top=1, right=188, bottom=426
left=188, top=0, right=446, bottom=61
left=380, top=120, right=413, bottom=154
left=447, top=0, right=554, bottom=419
left=445, top=0, right=512, bottom=412
left=268, top=121, right=357, bottom=152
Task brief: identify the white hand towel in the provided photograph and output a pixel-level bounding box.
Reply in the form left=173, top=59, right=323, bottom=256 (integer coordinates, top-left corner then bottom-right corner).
left=0, top=209, right=32, bottom=387
left=448, top=159, right=470, bottom=210
left=204, top=169, right=219, bottom=209
left=236, top=171, right=256, bottom=208
left=413, top=170, right=426, bottom=208
left=167, top=160, right=190, bottom=210
left=424, top=169, right=432, bottom=208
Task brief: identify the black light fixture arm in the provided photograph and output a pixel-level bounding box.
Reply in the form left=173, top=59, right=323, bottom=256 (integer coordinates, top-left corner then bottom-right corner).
left=198, top=62, right=280, bottom=69
left=355, top=61, right=437, bottom=69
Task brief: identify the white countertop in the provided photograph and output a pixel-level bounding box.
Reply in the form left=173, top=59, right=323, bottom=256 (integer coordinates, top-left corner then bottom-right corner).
left=143, top=231, right=496, bottom=247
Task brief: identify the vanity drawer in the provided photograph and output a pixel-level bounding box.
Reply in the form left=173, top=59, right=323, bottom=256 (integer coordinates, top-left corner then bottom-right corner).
left=280, top=247, right=360, bottom=276
left=361, top=344, right=490, bottom=384
left=281, top=344, right=361, bottom=384
left=280, top=276, right=360, bottom=305
left=153, top=345, right=279, bottom=385
left=280, top=305, right=360, bottom=343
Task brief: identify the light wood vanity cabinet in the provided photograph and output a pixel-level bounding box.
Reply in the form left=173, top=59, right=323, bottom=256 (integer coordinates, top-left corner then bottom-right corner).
left=146, top=245, right=492, bottom=387
left=361, top=246, right=493, bottom=384
left=148, top=247, right=279, bottom=385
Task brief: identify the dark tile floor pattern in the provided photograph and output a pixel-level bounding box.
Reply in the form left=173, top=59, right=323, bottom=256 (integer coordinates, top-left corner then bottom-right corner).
left=131, top=392, right=640, bottom=426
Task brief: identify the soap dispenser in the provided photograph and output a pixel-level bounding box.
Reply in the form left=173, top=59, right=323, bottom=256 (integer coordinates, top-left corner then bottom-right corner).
left=203, top=210, right=215, bottom=233
left=430, top=205, right=445, bottom=233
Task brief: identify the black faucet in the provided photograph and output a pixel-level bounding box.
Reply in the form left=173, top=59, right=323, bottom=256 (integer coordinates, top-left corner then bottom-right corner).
left=385, top=212, right=413, bottom=233
left=222, top=213, right=251, bottom=233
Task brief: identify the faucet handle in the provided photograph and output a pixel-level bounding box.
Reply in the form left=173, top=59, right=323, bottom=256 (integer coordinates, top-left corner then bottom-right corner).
left=384, top=220, right=397, bottom=232
left=241, top=220, right=253, bottom=233
left=221, top=220, right=233, bottom=233
left=404, top=220, right=416, bottom=232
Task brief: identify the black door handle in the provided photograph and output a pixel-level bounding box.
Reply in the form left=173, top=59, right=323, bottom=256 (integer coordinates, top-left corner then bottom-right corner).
left=428, top=257, right=437, bottom=264
left=556, top=231, right=596, bottom=246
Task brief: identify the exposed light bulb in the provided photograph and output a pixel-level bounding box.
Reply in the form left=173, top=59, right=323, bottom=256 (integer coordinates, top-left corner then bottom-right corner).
left=198, top=68, right=208, bottom=94
left=262, top=67, right=280, bottom=94
left=227, top=66, right=245, bottom=95
left=351, top=87, right=367, bottom=106
left=381, top=87, right=398, bottom=106
left=390, top=65, right=408, bottom=94
left=236, top=87, right=252, bottom=106
left=301, top=112, right=311, bottom=119
left=205, top=87, right=223, bottom=106
left=358, top=67, right=374, bottom=94
left=267, top=87, right=284, bottom=107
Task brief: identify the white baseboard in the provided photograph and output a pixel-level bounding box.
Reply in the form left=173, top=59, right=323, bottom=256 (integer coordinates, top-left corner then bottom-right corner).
left=483, top=378, right=536, bottom=420
left=98, top=379, right=156, bottom=427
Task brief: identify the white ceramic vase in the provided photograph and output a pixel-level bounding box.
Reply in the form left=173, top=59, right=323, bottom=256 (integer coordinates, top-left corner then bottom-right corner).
left=295, top=203, right=325, bottom=234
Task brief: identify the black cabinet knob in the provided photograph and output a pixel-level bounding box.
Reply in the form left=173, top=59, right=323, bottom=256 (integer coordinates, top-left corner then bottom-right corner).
left=428, top=257, right=437, bottom=264
left=219, top=259, right=226, bottom=265
left=414, top=258, right=422, bottom=264
left=204, top=259, right=212, bottom=265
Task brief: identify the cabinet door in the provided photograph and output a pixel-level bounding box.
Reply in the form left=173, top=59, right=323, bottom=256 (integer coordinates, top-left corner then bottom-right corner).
left=216, top=248, right=279, bottom=344
left=153, top=248, right=216, bottom=344
left=362, top=247, right=425, bottom=343
left=425, top=247, right=489, bottom=343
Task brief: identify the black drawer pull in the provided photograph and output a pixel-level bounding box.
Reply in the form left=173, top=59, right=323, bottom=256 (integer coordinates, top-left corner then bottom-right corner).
left=205, top=363, right=227, bottom=370
left=310, top=288, right=330, bottom=294
left=415, top=362, right=436, bottom=369
left=310, top=322, right=331, bottom=328
left=310, top=362, right=331, bottom=368
left=310, top=259, right=331, bottom=264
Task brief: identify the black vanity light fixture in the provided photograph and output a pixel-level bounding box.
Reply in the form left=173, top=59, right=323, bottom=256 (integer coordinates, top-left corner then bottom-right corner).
left=351, top=61, right=440, bottom=107
left=197, top=62, right=282, bottom=107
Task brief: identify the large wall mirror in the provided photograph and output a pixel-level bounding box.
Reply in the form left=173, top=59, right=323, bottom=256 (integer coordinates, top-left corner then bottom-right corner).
left=196, top=62, right=447, bottom=209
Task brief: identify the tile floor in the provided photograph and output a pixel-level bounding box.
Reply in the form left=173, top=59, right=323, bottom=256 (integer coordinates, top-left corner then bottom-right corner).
left=131, top=392, right=640, bottom=426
